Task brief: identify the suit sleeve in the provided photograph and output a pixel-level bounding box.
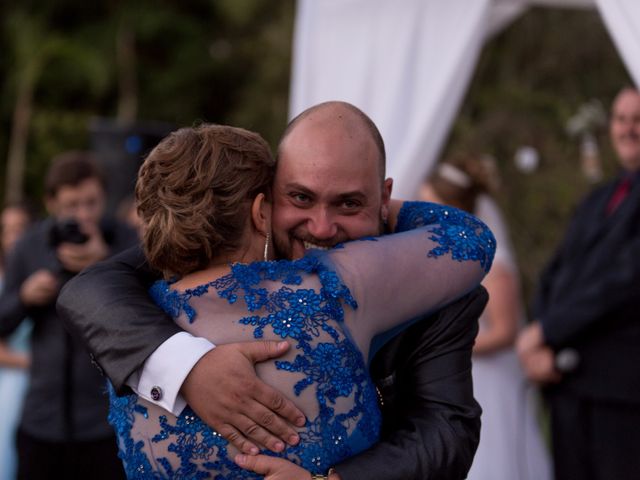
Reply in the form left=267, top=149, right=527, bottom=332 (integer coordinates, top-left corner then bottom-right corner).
left=334, top=288, right=486, bottom=480
left=538, top=234, right=640, bottom=347
left=57, top=245, right=182, bottom=393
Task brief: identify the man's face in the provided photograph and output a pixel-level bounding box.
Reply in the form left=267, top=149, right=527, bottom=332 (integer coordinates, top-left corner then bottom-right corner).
left=610, top=89, right=640, bottom=171
left=272, top=117, right=392, bottom=260
left=47, top=178, right=106, bottom=234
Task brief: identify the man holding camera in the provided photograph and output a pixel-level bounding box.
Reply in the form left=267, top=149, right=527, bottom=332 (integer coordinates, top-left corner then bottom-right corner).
left=0, top=152, right=137, bottom=479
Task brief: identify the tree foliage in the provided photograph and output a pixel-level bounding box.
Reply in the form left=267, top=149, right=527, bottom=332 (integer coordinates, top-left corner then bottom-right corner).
left=0, top=0, right=294, bottom=203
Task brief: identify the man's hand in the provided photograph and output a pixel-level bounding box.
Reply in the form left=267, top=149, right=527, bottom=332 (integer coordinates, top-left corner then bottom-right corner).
left=516, top=322, right=561, bottom=385
left=235, top=454, right=341, bottom=480
left=181, top=341, right=306, bottom=455
left=19, top=269, right=59, bottom=306
left=57, top=232, right=108, bottom=273
left=516, top=321, right=544, bottom=354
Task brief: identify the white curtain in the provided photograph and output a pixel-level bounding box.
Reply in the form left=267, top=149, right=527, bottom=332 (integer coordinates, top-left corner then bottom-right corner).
left=595, top=0, right=640, bottom=88
left=289, top=0, right=493, bottom=199
left=289, top=0, right=639, bottom=198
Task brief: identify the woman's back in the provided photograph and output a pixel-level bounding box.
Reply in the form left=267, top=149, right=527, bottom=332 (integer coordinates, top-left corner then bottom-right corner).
left=109, top=256, right=379, bottom=478
left=109, top=201, right=495, bottom=479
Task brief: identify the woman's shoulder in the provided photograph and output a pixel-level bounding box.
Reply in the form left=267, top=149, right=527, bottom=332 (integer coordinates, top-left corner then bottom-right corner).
left=148, top=256, right=356, bottom=323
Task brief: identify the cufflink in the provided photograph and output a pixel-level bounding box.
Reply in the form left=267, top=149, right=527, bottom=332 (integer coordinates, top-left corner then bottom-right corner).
left=150, top=386, right=163, bottom=401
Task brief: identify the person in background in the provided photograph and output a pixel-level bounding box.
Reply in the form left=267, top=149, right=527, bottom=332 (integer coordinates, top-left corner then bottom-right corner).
left=518, top=87, right=640, bottom=480
left=0, top=152, right=137, bottom=479
left=0, top=202, right=33, bottom=479
left=420, top=154, right=551, bottom=480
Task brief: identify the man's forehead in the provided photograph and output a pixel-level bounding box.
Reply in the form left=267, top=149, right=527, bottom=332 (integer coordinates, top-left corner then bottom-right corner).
left=613, top=90, right=640, bottom=114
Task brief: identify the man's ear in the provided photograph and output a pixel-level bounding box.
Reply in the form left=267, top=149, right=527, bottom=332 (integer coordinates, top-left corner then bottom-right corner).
left=251, top=193, right=272, bottom=236
left=380, top=177, right=393, bottom=223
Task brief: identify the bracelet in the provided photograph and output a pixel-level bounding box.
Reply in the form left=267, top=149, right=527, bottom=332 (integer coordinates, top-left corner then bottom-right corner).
left=311, top=468, right=336, bottom=479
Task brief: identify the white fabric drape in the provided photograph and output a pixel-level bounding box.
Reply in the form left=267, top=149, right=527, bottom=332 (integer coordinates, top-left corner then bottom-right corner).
left=289, top=0, right=639, bottom=198
left=289, top=0, right=493, bottom=199
left=595, top=0, right=640, bottom=89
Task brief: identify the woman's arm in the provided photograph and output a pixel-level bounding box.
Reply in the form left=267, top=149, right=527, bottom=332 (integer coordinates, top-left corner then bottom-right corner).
left=327, top=201, right=495, bottom=356
left=473, top=261, right=520, bottom=354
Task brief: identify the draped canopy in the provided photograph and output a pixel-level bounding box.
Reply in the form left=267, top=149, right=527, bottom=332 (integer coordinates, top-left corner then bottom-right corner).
left=289, top=0, right=640, bottom=198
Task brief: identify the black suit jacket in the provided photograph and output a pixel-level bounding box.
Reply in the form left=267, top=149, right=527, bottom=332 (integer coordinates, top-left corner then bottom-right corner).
left=336, top=286, right=486, bottom=480
left=58, top=247, right=485, bottom=479
left=533, top=174, right=640, bottom=402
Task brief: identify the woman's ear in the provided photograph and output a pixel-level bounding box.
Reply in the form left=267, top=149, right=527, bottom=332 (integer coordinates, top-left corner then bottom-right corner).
left=251, top=193, right=272, bottom=236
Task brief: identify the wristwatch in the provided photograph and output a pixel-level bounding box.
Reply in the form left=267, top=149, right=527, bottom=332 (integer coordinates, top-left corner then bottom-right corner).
left=311, top=468, right=336, bottom=479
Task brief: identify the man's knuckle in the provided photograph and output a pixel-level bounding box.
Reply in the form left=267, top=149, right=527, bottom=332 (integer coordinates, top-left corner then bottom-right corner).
left=259, top=412, right=275, bottom=427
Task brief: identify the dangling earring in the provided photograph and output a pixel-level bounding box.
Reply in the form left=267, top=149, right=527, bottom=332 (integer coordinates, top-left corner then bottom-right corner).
left=263, top=232, right=270, bottom=261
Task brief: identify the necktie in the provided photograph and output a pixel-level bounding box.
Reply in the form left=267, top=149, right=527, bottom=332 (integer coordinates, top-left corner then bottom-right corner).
left=606, top=177, right=632, bottom=215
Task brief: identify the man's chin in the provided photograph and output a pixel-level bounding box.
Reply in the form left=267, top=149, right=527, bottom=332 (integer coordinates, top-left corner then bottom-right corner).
left=273, top=236, right=306, bottom=261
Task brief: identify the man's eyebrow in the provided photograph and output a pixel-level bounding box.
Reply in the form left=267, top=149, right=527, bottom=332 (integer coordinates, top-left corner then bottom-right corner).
left=283, top=182, right=315, bottom=196
left=335, top=191, right=367, bottom=200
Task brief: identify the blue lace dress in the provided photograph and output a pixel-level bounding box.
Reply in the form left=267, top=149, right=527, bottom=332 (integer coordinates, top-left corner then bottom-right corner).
left=108, top=202, right=495, bottom=479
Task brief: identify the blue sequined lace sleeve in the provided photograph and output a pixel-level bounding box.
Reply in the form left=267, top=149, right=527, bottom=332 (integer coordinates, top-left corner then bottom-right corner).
left=396, top=201, right=495, bottom=272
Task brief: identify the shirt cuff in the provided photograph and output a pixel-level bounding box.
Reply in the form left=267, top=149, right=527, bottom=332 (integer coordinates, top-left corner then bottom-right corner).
left=127, top=332, right=215, bottom=415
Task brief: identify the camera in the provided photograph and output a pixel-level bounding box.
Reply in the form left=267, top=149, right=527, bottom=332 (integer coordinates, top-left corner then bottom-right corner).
left=49, top=218, right=89, bottom=247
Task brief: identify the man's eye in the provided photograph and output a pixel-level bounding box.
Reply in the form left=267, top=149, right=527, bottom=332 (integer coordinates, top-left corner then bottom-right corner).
left=290, top=193, right=311, bottom=203
left=342, top=199, right=361, bottom=209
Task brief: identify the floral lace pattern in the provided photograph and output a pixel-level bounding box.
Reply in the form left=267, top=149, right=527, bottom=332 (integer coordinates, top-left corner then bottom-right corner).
left=109, top=255, right=381, bottom=479
left=397, top=201, right=495, bottom=272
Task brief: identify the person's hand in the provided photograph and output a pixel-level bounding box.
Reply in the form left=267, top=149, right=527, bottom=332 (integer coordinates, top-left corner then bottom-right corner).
left=57, top=232, right=108, bottom=272
left=235, top=454, right=329, bottom=480
left=516, top=322, right=561, bottom=384
left=0, top=341, right=30, bottom=369
left=181, top=341, right=306, bottom=455
left=515, top=321, right=544, bottom=355
left=519, top=346, right=562, bottom=384
left=19, top=269, right=59, bottom=306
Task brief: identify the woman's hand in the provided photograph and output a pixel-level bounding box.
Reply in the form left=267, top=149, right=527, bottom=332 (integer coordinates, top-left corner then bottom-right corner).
left=235, top=454, right=311, bottom=480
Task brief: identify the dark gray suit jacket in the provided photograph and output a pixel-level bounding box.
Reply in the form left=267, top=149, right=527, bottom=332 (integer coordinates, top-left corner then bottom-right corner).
left=533, top=173, right=640, bottom=402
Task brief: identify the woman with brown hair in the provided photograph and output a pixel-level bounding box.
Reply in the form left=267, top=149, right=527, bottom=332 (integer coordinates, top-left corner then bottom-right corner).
left=108, top=124, right=495, bottom=478
left=420, top=155, right=551, bottom=480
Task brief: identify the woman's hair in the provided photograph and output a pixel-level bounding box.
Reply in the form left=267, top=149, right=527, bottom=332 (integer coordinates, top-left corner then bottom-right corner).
left=426, top=153, right=494, bottom=213
left=136, top=124, right=275, bottom=278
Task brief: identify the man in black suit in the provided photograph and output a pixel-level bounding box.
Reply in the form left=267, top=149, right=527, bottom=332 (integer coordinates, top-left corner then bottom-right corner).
left=58, top=102, right=486, bottom=479
left=517, top=87, right=640, bottom=480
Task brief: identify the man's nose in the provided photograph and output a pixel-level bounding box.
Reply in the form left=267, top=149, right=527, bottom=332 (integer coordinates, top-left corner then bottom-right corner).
left=307, top=208, right=338, bottom=240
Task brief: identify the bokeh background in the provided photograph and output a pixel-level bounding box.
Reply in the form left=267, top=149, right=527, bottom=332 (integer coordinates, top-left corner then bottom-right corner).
left=0, top=1, right=632, bottom=306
